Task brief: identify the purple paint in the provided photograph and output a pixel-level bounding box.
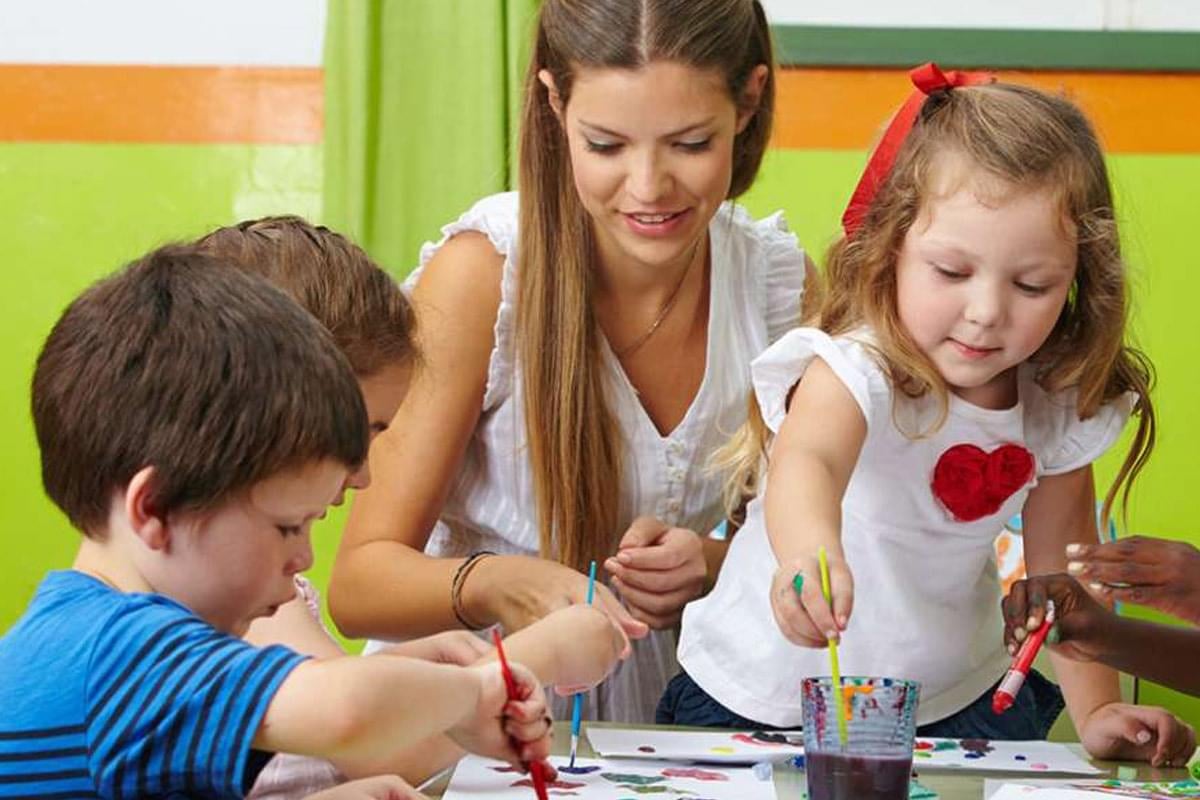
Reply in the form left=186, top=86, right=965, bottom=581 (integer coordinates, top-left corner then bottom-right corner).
left=805, top=750, right=912, bottom=800
left=558, top=765, right=601, bottom=775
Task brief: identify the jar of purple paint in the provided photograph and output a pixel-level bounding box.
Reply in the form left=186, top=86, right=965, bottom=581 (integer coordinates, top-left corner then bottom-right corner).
left=801, top=676, right=920, bottom=800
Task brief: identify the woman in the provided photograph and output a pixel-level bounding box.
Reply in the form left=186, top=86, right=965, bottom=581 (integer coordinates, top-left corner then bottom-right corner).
left=329, top=0, right=816, bottom=722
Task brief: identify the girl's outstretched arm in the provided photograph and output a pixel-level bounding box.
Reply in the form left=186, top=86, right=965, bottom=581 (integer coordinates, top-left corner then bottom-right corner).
left=764, top=357, right=866, bottom=647
left=1022, top=466, right=1196, bottom=766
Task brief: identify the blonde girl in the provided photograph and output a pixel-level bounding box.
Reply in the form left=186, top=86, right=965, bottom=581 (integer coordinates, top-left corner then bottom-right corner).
left=668, top=66, right=1195, bottom=764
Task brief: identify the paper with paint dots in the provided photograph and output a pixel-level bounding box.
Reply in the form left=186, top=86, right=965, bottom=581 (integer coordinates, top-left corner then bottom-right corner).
left=911, top=738, right=1101, bottom=775
left=987, top=779, right=1200, bottom=799
left=586, top=727, right=803, bottom=764
left=442, top=755, right=777, bottom=800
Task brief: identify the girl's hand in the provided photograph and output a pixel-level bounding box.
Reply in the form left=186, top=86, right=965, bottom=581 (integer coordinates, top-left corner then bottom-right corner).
left=1079, top=702, right=1196, bottom=767
left=304, top=775, right=427, bottom=800
left=380, top=631, right=493, bottom=666
left=538, top=605, right=628, bottom=696
left=604, top=517, right=708, bottom=629
left=467, top=555, right=648, bottom=649
left=449, top=662, right=554, bottom=768
left=1001, top=574, right=1115, bottom=662
left=1066, top=537, right=1200, bottom=625
left=769, top=551, right=854, bottom=647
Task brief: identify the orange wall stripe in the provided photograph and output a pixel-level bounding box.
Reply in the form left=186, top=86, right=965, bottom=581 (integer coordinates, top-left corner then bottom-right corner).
left=773, top=68, right=1200, bottom=154
left=0, top=65, right=322, bottom=144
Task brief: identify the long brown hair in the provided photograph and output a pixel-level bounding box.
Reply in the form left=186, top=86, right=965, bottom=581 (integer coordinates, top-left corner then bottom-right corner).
left=728, top=81, right=1154, bottom=525
left=518, top=0, right=775, bottom=570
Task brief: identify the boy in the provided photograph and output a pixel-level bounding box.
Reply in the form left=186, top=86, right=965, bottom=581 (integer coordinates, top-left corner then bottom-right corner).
left=0, top=247, right=552, bottom=797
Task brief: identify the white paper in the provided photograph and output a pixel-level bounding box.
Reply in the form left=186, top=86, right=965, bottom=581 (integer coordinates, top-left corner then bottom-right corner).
left=990, top=786, right=1111, bottom=799
left=587, top=728, right=1098, bottom=775
left=987, top=779, right=1200, bottom=799
left=910, top=737, right=1102, bottom=775
left=586, top=727, right=803, bottom=764
left=442, top=755, right=777, bottom=800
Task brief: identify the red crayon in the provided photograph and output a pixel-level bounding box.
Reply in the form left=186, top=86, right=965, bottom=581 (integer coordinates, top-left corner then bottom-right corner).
left=492, top=629, right=551, bottom=800
left=993, top=600, right=1056, bottom=715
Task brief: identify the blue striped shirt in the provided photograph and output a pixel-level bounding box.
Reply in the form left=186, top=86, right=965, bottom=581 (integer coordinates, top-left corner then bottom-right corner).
left=0, top=571, right=307, bottom=798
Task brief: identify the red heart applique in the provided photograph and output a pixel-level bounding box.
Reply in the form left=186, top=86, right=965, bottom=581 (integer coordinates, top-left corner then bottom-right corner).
left=931, top=443, right=1035, bottom=522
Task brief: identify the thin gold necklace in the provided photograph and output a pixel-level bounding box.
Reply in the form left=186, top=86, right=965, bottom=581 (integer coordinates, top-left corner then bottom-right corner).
left=615, top=241, right=703, bottom=359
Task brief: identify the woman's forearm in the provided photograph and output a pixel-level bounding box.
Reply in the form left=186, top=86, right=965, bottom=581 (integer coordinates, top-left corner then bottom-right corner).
left=328, top=540, right=463, bottom=639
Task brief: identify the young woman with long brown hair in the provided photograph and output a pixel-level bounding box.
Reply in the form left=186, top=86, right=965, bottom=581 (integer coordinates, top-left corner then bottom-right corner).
left=328, top=0, right=816, bottom=722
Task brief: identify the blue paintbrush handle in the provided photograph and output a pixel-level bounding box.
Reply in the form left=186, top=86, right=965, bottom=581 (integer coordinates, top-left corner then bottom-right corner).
left=570, top=561, right=598, bottom=740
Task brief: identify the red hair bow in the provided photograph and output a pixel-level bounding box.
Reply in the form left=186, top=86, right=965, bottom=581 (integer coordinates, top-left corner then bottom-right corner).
left=841, top=62, right=994, bottom=238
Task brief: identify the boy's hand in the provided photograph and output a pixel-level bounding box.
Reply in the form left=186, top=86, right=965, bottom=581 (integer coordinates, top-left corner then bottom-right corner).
left=605, top=516, right=708, bottom=630
left=448, top=662, right=553, bottom=769
left=381, top=631, right=492, bottom=665
left=1066, top=537, right=1200, bottom=625
left=770, top=551, right=853, bottom=647
left=1002, top=574, right=1114, bottom=662
left=304, top=775, right=427, bottom=799
left=1079, top=702, right=1196, bottom=767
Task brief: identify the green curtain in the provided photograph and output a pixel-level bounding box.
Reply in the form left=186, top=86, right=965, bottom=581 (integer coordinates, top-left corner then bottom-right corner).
left=323, top=0, right=539, bottom=276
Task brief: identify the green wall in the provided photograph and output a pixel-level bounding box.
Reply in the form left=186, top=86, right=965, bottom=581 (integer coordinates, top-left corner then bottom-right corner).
left=0, top=141, right=325, bottom=627
left=2, top=142, right=1197, bottom=727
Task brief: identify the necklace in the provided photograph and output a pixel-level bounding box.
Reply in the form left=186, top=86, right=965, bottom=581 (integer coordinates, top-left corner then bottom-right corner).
left=614, top=241, right=703, bottom=359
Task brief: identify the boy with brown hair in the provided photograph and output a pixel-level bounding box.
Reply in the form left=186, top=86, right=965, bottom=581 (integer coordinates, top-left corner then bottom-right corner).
left=0, top=246, right=552, bottom=798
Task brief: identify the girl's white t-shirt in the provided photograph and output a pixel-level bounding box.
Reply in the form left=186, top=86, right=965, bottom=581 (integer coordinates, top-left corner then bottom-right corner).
left=371, top=192, right=807, bottom=723
left=677, top=327, right=1133, bottom=726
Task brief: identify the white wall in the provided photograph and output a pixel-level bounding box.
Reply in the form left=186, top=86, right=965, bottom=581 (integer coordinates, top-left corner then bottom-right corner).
left=0, top=0, right=326, bottom=65
left=760, top=0, right=1200, bottom=32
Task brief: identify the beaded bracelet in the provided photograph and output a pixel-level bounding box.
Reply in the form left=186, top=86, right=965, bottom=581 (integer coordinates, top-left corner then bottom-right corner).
left=450, top=550, right=495, bottom=630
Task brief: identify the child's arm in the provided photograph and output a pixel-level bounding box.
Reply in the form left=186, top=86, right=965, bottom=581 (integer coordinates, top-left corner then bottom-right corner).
left=476, top=605, right=625, bottom=695
left=1022, top=466, right=1196, bottom=766
left=303, top=774, right=424, bottom=800
left=764, top=358, right=866, bottom=647
left=245, top=597, right=345, bottom=659
left=254, top=655, right=552, bottom=770
left=1003, top=573, right=1200, bottom=696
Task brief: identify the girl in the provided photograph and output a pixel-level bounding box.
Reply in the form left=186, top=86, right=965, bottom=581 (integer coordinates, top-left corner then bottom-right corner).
left=667, top=66, right=1195, bottom=765
left=329, top=0, right=816, bottom=723
left=193, top=218, right=625, bottom=798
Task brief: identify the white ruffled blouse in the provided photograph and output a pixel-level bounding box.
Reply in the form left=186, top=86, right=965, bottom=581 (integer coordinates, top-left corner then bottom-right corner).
left=387, top=192, right=808, bottom=723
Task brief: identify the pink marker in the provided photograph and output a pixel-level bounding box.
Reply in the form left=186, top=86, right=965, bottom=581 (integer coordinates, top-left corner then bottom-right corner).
left=993, top=600, right=1056, bottom=715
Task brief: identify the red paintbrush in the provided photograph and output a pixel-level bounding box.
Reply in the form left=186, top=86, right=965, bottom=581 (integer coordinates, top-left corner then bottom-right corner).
left=491, top=628, right=551, bottom=800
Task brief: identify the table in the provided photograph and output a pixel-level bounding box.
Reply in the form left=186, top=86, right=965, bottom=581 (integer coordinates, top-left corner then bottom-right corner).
left=425, top=721, right=1191, bottom=798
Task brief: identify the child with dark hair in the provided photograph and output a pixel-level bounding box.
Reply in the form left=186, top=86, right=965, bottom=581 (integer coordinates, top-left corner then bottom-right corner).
left=0, top=246, right=553, bottom=798
left=194, top=216, right=625, bottom=798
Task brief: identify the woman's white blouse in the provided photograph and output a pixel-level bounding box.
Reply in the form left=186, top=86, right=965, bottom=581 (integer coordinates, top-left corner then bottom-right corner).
left=385, top=191, right=807, bottom=722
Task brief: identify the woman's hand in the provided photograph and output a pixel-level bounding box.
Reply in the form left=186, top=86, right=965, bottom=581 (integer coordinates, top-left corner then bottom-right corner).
left=769, top=549, right=853, bottom=648
left=603, top=517, right=708, bottom=629
left=466, top=555, right=648, bottom=647
left=1066, top=536, right=1200, bottom=625
left=1078, top=702, right=1196, bottom=767
left=1001, top=573, right=1115, bottom=663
